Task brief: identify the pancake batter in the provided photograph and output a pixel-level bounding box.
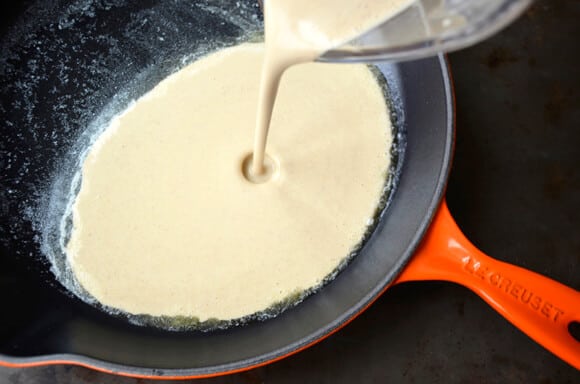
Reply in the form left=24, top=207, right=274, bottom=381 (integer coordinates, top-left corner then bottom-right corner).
left=66, top=44, right=392, bottom=321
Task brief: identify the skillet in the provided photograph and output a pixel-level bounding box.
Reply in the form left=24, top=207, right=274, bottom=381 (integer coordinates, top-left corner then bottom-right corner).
left=0, top=0, right=578, bottom=378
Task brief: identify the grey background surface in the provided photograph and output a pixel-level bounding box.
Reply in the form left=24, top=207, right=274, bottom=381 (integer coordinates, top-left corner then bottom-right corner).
left=2, top=0, right=579, bottom=382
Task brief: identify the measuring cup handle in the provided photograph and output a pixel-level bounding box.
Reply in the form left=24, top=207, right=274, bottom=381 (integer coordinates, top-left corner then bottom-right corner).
left=396, top=201, right=580, bottom=369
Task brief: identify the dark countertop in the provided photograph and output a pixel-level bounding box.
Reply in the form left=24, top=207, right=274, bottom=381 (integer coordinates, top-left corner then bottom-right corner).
left=1, top=0, right=578, bottom=382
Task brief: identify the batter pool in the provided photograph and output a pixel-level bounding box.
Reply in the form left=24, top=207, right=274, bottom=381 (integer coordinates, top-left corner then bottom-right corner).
left=65, top=43, right=393, bottom=324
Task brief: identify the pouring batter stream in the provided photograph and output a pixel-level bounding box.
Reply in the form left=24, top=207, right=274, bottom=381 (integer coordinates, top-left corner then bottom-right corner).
left=251, top=0, right=413, bottom=176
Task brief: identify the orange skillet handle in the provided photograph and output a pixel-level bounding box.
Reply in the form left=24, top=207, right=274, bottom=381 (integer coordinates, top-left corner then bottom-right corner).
left=395, top=201, right=580, bottom=369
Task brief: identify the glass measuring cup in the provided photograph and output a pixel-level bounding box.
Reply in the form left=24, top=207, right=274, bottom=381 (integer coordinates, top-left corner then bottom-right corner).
left=318, top=0, right=533, bottom=63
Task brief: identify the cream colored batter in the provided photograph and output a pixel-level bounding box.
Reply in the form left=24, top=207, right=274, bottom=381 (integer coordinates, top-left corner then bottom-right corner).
left=66, top=44, right=392, bottom=320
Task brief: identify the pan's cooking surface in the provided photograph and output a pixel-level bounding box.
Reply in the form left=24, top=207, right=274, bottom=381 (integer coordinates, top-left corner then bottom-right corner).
left=0, top=0, right=451, bottom=375
left=1, top=1, right=402, bottom=334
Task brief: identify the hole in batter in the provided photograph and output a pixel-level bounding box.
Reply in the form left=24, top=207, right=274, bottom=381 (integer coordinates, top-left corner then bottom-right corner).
left=241, top=153, right=279, bottom=184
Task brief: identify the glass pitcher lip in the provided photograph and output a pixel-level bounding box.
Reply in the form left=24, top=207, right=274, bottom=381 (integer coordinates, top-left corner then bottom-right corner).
left=318, top=0, right=532, bottom=63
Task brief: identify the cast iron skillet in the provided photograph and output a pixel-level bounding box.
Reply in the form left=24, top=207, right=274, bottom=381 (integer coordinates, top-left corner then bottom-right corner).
left=0, top=0, right=578, bottom=379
